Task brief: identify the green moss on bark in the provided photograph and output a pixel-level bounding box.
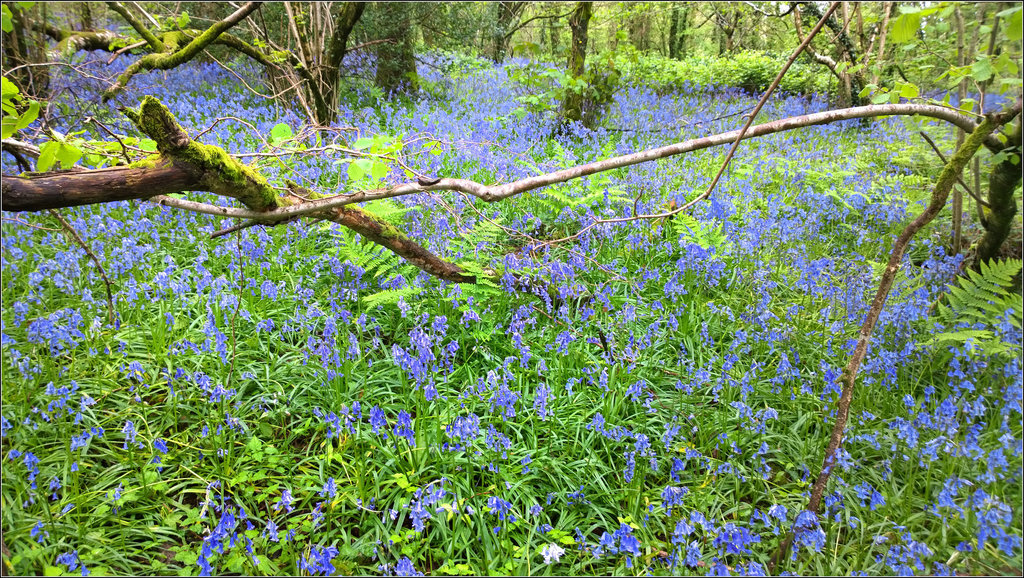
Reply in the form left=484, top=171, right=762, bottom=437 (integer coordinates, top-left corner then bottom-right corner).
left=127, top=96, right=281, bottom=211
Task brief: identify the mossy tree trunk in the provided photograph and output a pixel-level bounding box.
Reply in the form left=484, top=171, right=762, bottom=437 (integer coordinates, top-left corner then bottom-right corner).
left=668, top=3, right=689, bottom=60
left=977, top=120, right=1022, bottom=264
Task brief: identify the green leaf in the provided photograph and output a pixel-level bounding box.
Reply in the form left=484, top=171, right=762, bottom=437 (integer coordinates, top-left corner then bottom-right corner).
left=370, top=160, right=389, bottom=181
left=1, top=119, right=16, bottom=140
left=177, top=11, right=189, bottom=29
left=898, top=82, right=919, bottom=99
left=269, top=122, right=293, bottom=145
left=971, top=56, right=994, bottom=82
left=14, top=99, right=38, bottom=130
left=37, top=141, right=58, bottom=172
left=1, top=5, right=12, bottom=34
left=870, top=90, right=891, bottom=104
left=353, top=137, right=374, bottom=150
left=347, top=160, right=367, bottom=181
left=56, top=142, right=83, bottom=169
left=890, top=12, right=921, bottom=43
left=1004, top=6, right=1022, bottom=41
left=1, top=76, right=18, bottom=101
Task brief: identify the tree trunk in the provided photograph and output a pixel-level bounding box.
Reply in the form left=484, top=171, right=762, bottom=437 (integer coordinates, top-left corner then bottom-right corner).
left=556, top=1, right=592, bottom=133
left=491, top=1, right=526, bottom=64
left=977, top=120, right=1022, bottom=264
left=312, top=2, right=365, bottom=125
left=374, top=2, right=417, bottom=95
left=2, top=2, right=49, bottom=98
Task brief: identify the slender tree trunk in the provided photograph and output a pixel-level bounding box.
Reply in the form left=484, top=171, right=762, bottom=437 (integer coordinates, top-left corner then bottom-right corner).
left=313, top=2, right=365, bottom=125
left=491, top=1, right=526, bottom=63
left=556, top=1, right=592, bottom=134
left=952, top=4, right=967, bottom=254
left=2, top=2, right=49, bottom=97
left=374, top=2, right=417, bottom=94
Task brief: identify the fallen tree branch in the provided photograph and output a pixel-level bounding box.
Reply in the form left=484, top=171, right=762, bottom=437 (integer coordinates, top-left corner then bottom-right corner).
left=2, top=102, right=999, bottom=219
left=1, top=96, right=1015, bottom=285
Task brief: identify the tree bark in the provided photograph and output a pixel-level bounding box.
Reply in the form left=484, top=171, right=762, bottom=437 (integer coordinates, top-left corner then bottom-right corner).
left=556, top=1, right=592, bottom=133
left=977, top=120, right=1023, bottom=264
left=374, top=3, right=417, bottom=95
left=491, top=1, right=526, bottom=63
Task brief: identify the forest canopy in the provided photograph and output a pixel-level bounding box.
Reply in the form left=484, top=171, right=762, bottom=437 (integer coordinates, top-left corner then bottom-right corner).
left=1, top=2, right=1022, bottom=577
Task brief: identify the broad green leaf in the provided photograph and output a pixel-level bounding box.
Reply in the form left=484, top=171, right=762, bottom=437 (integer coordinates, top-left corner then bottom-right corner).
left=1, top=5, right=12, bottom=34
left=971, top=56, right=994, bottom=82
left=14, top=100, right=38, bottom=130
left=898, top=82, right=919, bottom=99
left=353, top=137, right=374, bottom=150
left=370, top=160, right=389, bottom=181
left=55, top=142, right=82, bottom=169
left=1, top=118, right=16, bottom=140
left=890, top=12, right=921, bottom=43
left=15, top=1, right=34, bottom=9
left=1004, top=7, right=1022, bottom=41
left=177, top=11, right=189, bottom=29
left=1, top=76, right=18, bottom=100
left=37, top=141, right=58, bottom=172
left=347, top=160, right=367, bottom=181
left=269, top=122, right=292, bottom=144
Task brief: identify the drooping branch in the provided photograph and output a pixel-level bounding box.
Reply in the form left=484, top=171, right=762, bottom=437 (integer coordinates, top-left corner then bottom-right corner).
left=102, top=2, right=262, bottom=101
left=770, top=98, right=1021, bottom=570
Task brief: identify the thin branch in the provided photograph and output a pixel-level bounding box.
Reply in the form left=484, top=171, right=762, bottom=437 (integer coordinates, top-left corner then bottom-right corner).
left=106, top=1, right=165, bottom=52
left=48, top=209, right=117, bottom=326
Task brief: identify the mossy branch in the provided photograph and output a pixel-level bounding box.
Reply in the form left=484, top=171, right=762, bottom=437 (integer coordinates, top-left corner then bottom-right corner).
left=102, top=2, right=261, bottom=102
left=120, top=96, right=473, bottom=282
left=106, top=1, right=165, bottom=52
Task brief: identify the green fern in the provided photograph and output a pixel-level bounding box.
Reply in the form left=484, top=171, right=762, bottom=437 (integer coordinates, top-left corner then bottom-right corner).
left=670, top=213, right=729, bottom=250
left=937, top=259, right=1022, bottom=327
left=926, top=258, right=1022, bottom=356
left=362, top=285, right=423, bottom=308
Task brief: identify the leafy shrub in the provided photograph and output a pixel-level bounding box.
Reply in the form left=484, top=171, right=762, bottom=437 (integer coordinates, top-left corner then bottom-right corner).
left=618, top=50, right=833, bottom=96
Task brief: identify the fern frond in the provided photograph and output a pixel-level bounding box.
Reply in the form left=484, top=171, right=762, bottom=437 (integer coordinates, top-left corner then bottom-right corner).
left=362, top=286, right=423, bottom=308
left=937, top=258, right=1022, bottom=329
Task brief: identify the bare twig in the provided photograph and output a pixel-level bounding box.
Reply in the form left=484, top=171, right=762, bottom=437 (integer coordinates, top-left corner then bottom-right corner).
left=48, top=209, right=117, bottom=326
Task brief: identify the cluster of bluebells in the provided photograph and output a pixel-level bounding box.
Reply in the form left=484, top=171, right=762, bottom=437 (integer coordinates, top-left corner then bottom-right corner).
left=0, top=40, right=1020, bottom=578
